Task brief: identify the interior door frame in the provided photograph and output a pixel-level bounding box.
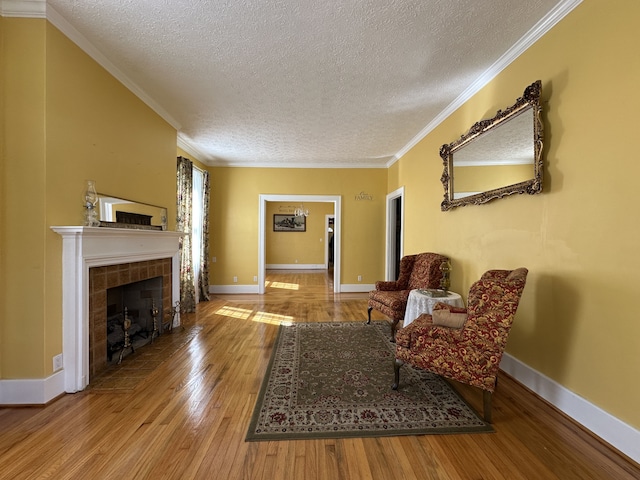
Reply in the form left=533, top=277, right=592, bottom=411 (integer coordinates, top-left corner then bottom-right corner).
left=385, top=187, right=404, bottom=281
left=324, top=214, right=335, bottom=269
left=259, top=194, right=341, bottom=294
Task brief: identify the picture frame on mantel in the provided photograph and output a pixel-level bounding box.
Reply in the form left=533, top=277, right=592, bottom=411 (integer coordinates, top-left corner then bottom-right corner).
left=273, top=214, right=306, bottom=232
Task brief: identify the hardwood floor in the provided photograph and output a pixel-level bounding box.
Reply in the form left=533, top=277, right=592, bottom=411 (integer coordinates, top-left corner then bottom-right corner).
left=1, top=270, right=638, bottom=479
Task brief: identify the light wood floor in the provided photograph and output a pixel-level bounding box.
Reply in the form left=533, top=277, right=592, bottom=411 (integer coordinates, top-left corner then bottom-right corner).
left=1, top=270, right=638, bottom=479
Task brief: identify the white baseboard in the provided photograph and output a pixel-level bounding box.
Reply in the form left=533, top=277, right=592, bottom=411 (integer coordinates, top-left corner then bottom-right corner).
left=266, top=264, right=325, bottom=270
left=340, top=283, right=374, bottom=293
left=501, top=353, right=640, bottom=464
left=0, top=370, right=65, bottom=405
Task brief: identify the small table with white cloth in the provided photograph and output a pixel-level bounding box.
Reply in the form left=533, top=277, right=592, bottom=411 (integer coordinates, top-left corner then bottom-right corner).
left=403, top=289, right=464, bottom=328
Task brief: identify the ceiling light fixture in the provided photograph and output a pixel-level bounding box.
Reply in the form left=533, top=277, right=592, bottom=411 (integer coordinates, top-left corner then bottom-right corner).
left=294, top=204, right=309, bottom=217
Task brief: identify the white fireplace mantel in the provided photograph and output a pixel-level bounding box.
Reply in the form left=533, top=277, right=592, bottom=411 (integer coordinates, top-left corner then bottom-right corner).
left=52, top=226, right=183, bottom=393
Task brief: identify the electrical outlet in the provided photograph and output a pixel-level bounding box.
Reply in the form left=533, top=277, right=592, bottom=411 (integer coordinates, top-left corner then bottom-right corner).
left=53, top=354, right=63, bottom=372
left=212, top=256, right=217, bottom=263
left=253, top=276, right=258, bottom=282
left=357, top=275, right=362, bottom=282
left=233, top=276, right=238, bottom=283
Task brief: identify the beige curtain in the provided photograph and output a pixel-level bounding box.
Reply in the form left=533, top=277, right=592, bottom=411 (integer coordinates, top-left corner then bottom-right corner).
left=176, top=156, right=196, bottom=312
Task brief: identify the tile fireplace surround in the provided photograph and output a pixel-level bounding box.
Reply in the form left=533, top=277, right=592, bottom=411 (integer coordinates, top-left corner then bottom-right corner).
left=52, top=227, right=183, bottom=395
left=89, top=259, right=171, bottom=379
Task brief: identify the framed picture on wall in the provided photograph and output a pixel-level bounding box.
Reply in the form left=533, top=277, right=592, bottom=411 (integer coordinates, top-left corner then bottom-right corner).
left=273, top=214, right=306, bottom=232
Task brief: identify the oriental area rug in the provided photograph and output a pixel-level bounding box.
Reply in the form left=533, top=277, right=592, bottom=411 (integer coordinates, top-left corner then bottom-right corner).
left=246, top=321, right=493, bottom=441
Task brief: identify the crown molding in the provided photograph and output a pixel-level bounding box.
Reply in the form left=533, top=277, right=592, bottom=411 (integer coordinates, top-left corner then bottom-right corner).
left=177, top=135, right=213, bottom=165
left=206, top=159, right=387, bottom=169
left=1, top=0, right=45, bottom=17
left=2, top=1, right=182, bottom=132
left=45, top=5, right=182, bottom=131
left=391, top=0, right=583, bottom=166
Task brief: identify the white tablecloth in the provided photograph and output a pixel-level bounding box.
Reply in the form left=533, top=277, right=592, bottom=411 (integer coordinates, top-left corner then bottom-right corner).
left=403, top=290, right=464, bottom=327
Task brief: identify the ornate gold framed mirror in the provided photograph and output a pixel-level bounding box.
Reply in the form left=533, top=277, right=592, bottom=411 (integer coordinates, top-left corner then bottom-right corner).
left=439, top=80, right=543, bottom=211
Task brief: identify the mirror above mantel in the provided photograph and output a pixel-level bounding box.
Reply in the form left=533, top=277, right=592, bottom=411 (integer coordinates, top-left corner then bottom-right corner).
left=97, top=194, right=168, bottom=230
left=439, top=80, right=544, bottom=211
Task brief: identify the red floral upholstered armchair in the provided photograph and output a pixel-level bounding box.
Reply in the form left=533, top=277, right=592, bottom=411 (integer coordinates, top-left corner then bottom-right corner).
left=392, top=268, right=528, bottom=422
left=367, top=253, right=449, bottom=341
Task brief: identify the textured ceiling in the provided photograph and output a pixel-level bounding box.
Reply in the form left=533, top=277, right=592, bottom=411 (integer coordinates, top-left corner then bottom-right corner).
left=43, top=0, right=573, bottom=167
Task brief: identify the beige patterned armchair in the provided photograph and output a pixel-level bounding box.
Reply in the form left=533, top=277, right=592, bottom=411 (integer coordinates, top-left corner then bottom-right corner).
left=367, top=253, right=449, bottom=341
left=392, top=268, right=528, bottom=422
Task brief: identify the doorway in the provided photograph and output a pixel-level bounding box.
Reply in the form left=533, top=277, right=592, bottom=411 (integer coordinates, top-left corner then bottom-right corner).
left=325, top=215, right=335, bottom=269
left=386, top=187, right=404, bottom=281
left=259, top=194, right=342, bottom=294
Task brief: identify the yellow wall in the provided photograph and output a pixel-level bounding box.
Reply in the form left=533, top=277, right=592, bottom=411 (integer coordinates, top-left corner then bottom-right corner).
left=0, top=19, right=177, bottom=379
left=390, top=0, right=640, bottom=428
left=209, top=167, right=387, bottom=286
left=45, top=24, right=177, bottom=229
left=266, top=202, right=334, bottom=265
left=2, top=18, right=48, bottom=379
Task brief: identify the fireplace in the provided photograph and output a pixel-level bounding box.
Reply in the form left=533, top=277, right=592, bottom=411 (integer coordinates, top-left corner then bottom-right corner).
left=52, top=226, right=183, bottom=393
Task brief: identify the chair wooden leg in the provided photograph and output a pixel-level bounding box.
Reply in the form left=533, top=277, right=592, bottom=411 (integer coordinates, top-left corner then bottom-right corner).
left=483, top=390, right=493, bottom=423
left=392, top=359, right=402, bottom=390
left=391, top=319, right=399, bottom=342
left=367, top=306, right=373, bottom=324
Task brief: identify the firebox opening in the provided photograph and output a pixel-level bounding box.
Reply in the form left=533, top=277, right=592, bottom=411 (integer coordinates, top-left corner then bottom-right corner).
left=106, top=277, right=163, bottom=364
